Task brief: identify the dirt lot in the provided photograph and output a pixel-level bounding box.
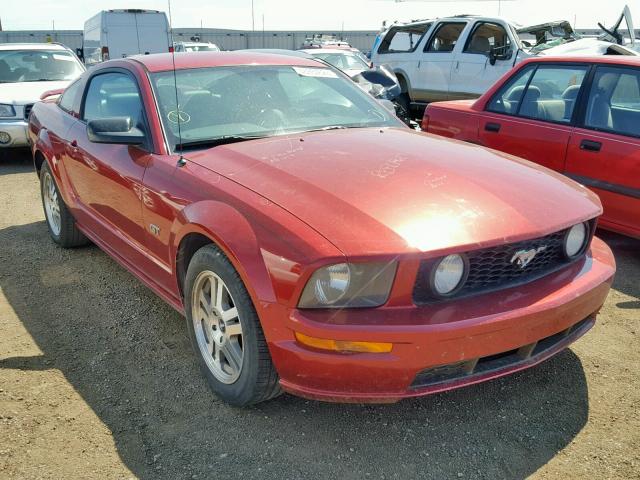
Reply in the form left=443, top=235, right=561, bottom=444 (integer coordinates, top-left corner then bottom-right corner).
left=0, top=151, right=638, bottom=480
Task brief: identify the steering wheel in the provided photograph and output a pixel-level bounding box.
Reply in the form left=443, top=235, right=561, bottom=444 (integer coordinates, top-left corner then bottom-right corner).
left=255, top=108, right=287, bottom=133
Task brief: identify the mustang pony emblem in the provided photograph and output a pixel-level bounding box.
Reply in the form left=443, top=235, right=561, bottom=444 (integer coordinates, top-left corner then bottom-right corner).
left=510, top=246, right=547, bottom=268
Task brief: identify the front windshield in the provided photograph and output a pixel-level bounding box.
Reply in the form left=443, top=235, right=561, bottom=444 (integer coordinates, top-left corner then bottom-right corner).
left=310, top=52, right=369, bottom=72
left=0, top=50, right=84, bottom=83
left=151, top=65, right=402, bottom=151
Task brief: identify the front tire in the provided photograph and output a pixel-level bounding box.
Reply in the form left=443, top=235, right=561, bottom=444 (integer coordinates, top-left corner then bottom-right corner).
left=184, top=244, right=281, bottom=406
left=40, top=162, right=88, bottom=247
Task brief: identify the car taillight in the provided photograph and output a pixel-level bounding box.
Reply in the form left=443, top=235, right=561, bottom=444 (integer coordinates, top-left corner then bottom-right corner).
left=421, top=113, right=430, bottom=132
left=169, top=45, right=174, bottom=53
left=101, top=46, right=110, bottom=61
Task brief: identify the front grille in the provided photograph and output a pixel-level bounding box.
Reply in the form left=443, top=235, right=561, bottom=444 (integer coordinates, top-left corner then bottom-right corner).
left=413, top=224, right=592, bottom=304
left=410, top=316, right=594, bottom=389
left=23, top=104, right=33, bottom=120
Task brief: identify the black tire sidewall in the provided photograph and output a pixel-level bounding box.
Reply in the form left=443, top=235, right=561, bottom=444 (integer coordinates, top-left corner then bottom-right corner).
left=184, top=245, right=264, bottom=406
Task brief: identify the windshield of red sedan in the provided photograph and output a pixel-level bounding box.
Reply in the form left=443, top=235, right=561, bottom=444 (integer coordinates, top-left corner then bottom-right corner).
left=0, top=50, right=84, bottom=83
left=150, top=65, right=402, bottom=150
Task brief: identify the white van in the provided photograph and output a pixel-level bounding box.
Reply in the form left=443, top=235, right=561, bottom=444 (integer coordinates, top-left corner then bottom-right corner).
left=83, top=9, right=171, bottom=66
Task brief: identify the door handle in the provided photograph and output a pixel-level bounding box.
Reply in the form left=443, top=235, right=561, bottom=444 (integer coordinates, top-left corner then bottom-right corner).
left=580, top=139, right=602, bottom=152
left=485, top=122, right=501, bottom=133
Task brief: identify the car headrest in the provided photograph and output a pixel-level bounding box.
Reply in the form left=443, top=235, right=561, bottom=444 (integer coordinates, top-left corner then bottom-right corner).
left=562, top=85, right=581, bottom=101
left=506, top=85, right=526, bottom=101
left=522, top=85, right=541, bottom=102
left=470, top=36, right=491, bottom=54
left=596, top=72, right=619, bottom=93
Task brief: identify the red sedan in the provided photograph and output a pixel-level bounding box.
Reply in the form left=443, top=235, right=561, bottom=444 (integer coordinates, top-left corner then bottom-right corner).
left=29, top=52, right=615, bottom=405
left=423, top=56, right=640, bottom=239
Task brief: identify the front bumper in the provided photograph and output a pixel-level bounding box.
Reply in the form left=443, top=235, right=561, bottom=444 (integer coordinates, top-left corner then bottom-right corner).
left=266, top=237, right=615, bottom=403
left=0, top=119, right=29, bottom=147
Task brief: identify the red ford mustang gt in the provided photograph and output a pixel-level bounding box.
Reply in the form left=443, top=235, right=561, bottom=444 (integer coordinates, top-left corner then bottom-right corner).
left=29, top=52, right=615, bottom=406
left=423, top=56, right=640, bottom=239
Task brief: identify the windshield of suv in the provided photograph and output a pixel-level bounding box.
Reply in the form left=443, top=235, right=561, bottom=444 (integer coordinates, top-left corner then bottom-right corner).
left=0, top=49, right=84, bottom=83
left=151, top=65, right=402, bottom=151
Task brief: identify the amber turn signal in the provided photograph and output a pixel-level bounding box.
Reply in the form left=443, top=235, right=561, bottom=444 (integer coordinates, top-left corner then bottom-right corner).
left=294, top=332, right=393, bottom=353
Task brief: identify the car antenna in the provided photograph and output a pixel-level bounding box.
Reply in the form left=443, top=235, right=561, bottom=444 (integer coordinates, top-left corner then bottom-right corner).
left=167, top=0, right=186, bottom=167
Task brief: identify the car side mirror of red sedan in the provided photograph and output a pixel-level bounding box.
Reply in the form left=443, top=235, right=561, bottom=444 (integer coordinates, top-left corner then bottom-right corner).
left=87, top=117, right=145, bottom=145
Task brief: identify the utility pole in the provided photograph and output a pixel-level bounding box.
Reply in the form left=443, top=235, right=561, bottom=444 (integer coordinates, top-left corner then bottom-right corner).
left=262, top=13, right=265, bottom=47
left=251, top=0, right=255, bottom=31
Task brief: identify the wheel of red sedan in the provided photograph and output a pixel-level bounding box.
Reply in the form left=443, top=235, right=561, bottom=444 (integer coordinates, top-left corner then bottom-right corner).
left=191, top=270, right=244, bottom=384
left=39, top=162, right=88, bottom=248
left=184, top=244, right=281, bottom=406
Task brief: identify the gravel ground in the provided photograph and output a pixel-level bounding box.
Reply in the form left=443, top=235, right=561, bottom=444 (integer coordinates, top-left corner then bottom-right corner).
left=0, top=151, right=638, bottom=480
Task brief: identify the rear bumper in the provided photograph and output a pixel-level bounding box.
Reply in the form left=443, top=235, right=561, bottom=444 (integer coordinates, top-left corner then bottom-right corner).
left=0, top=119, right=29, bottom=147
left=267, top=237, right=615, bottom=403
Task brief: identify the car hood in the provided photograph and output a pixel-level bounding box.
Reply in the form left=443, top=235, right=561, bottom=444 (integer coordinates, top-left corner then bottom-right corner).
left=187, top=128, right=602, bottom=257
left=0, top=80, right=71, bottom=105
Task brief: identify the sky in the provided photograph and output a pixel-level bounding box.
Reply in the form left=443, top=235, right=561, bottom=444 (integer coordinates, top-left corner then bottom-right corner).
left=1, top=0, right=635, bottom=31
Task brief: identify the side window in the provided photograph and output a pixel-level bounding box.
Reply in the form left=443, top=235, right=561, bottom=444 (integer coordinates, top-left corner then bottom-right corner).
left=377, top=23, right=432, bottom=54
left=425, top=23, right=466, bottom=52
left=585, top=66, right=640, bottom=137
left=518, top=66, right=588, bottom=123
left=58, top=78, right=82, bottom=115
left=487, top=66, right=535, bottom=114
left=464, top=22, right=511, bottom=56
left=82, top=72, right=144, bottom=128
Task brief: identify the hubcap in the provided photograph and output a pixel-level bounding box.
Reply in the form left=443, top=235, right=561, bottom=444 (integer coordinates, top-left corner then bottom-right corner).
left=43, top=172, right=61, bottom=236
left=191, top=271, right=244, bottom=384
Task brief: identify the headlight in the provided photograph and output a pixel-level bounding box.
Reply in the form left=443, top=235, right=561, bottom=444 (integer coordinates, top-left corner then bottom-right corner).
left=0, top=104, right=16, bottom=118
left=431, top=254, right=467, bottom=297
left=564, top=222, right=588, bottom=258
left=298, top=261, right=397, bottom=309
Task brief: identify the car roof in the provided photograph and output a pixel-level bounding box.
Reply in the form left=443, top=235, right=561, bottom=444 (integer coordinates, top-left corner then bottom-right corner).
left=130, top=51, right=323, bottom=72
left=0, top=43, right=69, bottom=51
left=521, top=56, right=640, bottom=67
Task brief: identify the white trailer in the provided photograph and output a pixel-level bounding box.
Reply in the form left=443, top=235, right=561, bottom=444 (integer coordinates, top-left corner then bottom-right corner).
left=83, top=9, right=170, bottom=66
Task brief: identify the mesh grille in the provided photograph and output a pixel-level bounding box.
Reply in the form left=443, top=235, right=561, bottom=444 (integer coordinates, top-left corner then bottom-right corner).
left=413, top=226, right=588, bottom=304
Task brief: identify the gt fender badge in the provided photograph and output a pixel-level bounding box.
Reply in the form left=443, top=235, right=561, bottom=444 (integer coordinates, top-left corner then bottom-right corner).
left=511, top=246, right=547, bottom=269
left=150, top=224, right=161, bottom=236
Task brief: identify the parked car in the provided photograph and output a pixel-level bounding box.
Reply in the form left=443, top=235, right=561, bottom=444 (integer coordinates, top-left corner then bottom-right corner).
left=422, top=56, right=640, bottom=239
left=370, top=12, right=637, bottom=112
left=83, top=9, right=171, bottom=66
left=0, top=43, right=84, bottom=152
left=304, top=48, right=371, bottom=77
left=29, top=52, right=614, bottom=406
left=173, top=41, right=220, bottom=53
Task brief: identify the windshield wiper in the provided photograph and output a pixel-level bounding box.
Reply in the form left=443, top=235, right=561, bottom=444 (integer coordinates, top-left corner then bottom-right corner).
left=175, top=135, right=267, bottom=151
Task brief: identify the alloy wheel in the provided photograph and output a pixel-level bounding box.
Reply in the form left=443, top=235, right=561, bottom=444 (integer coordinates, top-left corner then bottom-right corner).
left=43, top=172, right=61, bottom=236
left=191, top=270, right=244, bottom=384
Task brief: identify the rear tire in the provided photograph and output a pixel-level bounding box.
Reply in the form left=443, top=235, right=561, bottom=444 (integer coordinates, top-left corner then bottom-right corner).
left=184, top=244, right=281, bottom=406
left=40, top=162, right=88, bottom=248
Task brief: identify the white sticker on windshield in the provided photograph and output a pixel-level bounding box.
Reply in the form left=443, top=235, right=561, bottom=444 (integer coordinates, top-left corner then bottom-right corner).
left=52, top=54, right=74, bottom=61
left=292, top=67, right=338, bottom=78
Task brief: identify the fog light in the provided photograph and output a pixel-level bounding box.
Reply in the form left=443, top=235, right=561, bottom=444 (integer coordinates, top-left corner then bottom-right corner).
left=0, top=132, right=11, bottom=144
left=294, top=332, right=393, bottom=353
left=564, top=222, right=588, bottom=258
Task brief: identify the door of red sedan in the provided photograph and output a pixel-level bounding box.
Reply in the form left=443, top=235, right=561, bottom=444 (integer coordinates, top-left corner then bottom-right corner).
left=477, top=63, right=590, bottom=173
left=565, top=64, right=640, bottom=238
left=64, top=70, right=151, bottom=262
